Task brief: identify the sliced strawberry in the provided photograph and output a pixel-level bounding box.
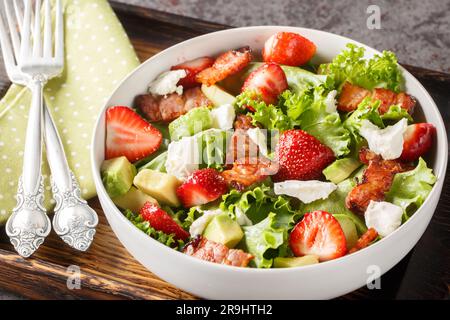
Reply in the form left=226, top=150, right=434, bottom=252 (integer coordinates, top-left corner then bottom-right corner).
left=400, top=123, right=436, bottom=162
left=273, top=130, right=335, bottom=182
left=140, top=202, right=189, bottom=241
left=177, top=169, right=228, bottom=208
left=289, top=211, right=347, bottom=261
left=262, top=32, right=317, bottom=66
left=171, top=56, right=215, bottom=89
left=241, top=63, right=288, bottom=105
left=196, top=47, right=252, bottom=86
left=106, top=106, right=162, bottom=162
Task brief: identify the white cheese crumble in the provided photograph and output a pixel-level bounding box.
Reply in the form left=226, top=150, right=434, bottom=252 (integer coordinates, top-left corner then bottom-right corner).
left=364, top=201, right=403, bottom=237
left=210, top=104, right=236, bottom=130
left=274, top=180, right=337, bottom=204
left=148, top=70, right=187, bottom=96
left=165, top=135, right=200, bottom=181
left=247, top=127, right=269, bottom=157
left=189, top=208, right=223, bottom=237
left=324, top=90, right=338, bottom=113
left=359, top=118, right=408, bottom=160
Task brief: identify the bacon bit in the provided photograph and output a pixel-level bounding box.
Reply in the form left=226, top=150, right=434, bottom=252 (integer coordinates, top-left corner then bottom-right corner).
left=337, top=82, right=416, bottom=114
left=196, top=47, right=253, bottom=86
left=221, top=157, right=279, bottom=191
left=345, top=148, right=412, bottom=215
left=183, top=236, right=254, bottom=267
left=349, top=228, right=379, bottom=254
left=135, top=87, right=211, bottom=123
left=234, top=114, right=257, bottom=131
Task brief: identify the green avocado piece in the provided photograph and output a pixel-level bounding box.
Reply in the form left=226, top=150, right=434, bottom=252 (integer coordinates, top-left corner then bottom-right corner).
left=334, top=215, right=358, bottom=250
left=201, top=84, right=236, bottom=107
left=273, top=255, right=319, bottom=268
left=203, top=214, right=244, bottom=248
left=323, top=158, right=361, bottom=184
left=112, top=186, right=158, bottom=214
left=101, top=156, right=136, bottom=198
left=169, top=107, right=212, bottom=141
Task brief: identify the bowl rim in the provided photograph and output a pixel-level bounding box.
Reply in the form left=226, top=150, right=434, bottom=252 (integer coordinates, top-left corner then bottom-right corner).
left=91, top=25, right=448, bottom=274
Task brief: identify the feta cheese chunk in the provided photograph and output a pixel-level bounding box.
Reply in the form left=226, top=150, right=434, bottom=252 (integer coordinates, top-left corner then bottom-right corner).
left=274, top=180, right=337, bottom=204
left=189, top=209, right=223, bottom=237
left=359, top=118, right=408, bottom=160
left=364, top=201, right=403, bottom=237
left=165, top=135, right=200, bottom=181
left=247, top=127, right=268, bottom=157
left=148, top=70, right=187, bottom=96
left=324, top=90, right=338, bottom=113
left=210, top=104, right=236, bottom=130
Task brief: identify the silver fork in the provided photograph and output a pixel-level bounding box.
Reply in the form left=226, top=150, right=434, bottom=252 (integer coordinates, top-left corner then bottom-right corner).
left=0, top=0, right=98, bottom=257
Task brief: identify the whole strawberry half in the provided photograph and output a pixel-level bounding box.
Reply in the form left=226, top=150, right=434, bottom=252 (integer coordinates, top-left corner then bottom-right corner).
left=273, top=130, right=335, bottom=182
left=400, top=123, right=436, bottom=162
left=106, top=106, right=162, bottom=162
left=241, top=63, right=288, bottom=105
left=140, top=202, right=190, bottom=241
left=290, top=211, right=347, bottom=262
left=177, top=168, right=228, bottom=208
left=171, top=56, right=215, bottom=89
left=263, top=32, right=317, bottom=66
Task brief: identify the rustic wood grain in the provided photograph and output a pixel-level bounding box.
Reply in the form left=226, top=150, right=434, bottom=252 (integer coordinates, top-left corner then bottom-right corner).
left=0, top=1, right=448, bottom=300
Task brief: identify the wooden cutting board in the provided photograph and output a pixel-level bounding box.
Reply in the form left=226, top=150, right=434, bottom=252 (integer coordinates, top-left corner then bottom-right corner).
left=0, top=1, right=449, bottom=300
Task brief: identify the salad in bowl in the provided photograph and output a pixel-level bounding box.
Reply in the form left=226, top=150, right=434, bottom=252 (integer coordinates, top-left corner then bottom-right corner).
left=99, top=31, right=438, bottom=270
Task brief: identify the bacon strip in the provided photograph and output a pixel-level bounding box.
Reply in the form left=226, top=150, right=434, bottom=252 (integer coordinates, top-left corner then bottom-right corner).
left=349, top=228, right=379, bottom=254
left=135, top=87, right=211, bottom=123
left=196, top=47, right=253, bottom=86
left=337, top=82, right=416, bottom=114
left=345, top=148, right=412, bottom=215
left=184, top=237, right=254, bottom=267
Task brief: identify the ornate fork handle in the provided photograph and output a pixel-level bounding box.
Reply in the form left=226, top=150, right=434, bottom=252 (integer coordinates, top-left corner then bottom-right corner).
left=6, top=77, right=51, bottom=258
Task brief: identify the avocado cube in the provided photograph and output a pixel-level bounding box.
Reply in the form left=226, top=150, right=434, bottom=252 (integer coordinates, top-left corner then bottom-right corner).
left=133, top=169, right=182, bottom=207
left=323, top=158, right=361, bottom=184
left=101, top=156, right=137, bottom=198
left=334, top=215, right=358, bottom=250
left=169, top=107, right=212, bottom=141
left=112, top=186, right=158, bottom=214
left=201, top=84, right=236, bottom=107
left=273, top=255, right=319, bottom=268
left=203, top=214, right=244, bottom=248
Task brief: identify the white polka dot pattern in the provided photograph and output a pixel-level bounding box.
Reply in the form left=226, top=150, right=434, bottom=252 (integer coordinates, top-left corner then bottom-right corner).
left=0, top=0, right=139, bottom=224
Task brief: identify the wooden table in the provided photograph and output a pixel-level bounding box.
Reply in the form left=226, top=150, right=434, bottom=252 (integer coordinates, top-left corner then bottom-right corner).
left=0, top=1, right=449, bottom=300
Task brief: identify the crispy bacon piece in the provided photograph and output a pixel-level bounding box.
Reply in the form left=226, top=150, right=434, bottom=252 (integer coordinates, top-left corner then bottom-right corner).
left=234, top=114, right=257, bottom=131
left=349, top=228, right=379, bottom=254
left=221, top=157, right=279, bottom=191
left=337, top=82, right=416, bottom=114
left=135, top=87, right=211, bottom=122
left=337, top=82, right=371, bottom=112
left=345, top=148, right=412, bottom=215
left=184, top=236, right=254, bottom=267
left=196, top=47, right=253, bottom=86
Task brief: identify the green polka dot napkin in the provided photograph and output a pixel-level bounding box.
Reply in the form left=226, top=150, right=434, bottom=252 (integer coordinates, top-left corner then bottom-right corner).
left=0, top=0, right=139, bottom=224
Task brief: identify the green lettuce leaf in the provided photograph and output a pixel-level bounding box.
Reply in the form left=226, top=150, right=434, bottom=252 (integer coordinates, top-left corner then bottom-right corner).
left=242, top=213, right=286, bottom=268
left=220, top=184, right=300, bottom=228
left=299, top=178, right=367, bottom=235
left=319, top=43, right=403, bottom=92
left=282, top=65, right=333, bottom=94
left=197, top=129, right=231, bottom=171
left=386, top=158, right=437, bottom=219
left=125, top=209, right=185, bottom=250
left=137, top=151, right=167, bottom=173
left=381, top=104, right=413, bottom=123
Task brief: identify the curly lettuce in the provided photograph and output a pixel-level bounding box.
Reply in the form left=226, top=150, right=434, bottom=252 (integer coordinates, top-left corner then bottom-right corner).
left=319, top=43, right=403, bottom=92
left=386, top=158, right=437, bottom=219
left=381, top=104, right=413, bottom=123
left=242, top=213, right=286, bottom=268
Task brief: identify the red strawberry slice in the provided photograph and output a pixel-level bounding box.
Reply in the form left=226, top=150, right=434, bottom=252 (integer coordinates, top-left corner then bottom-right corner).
left=106, top=106, right=162, bottom=162
left=171, top=56, right=215, bottom=89
left=289, top=211, right=347, bottom=261
left=400, top=123, right=436, bottom=162
left=241, top=63, right=288, bottom=105
left=273, top=130, right=335, bottom=182
left=140, top=202, right=189, bottom=241
left=263, top=32, right=317, bottom=66
left=177, top=169, right=228, bottom=208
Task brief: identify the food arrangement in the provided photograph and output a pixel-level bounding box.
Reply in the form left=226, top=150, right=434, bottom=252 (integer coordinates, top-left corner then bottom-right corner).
left=101, top=31, right=437, bottom=269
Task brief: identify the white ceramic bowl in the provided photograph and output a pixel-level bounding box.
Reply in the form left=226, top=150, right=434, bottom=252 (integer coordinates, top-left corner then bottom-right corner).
left=91, top=26, right=448, bottom=299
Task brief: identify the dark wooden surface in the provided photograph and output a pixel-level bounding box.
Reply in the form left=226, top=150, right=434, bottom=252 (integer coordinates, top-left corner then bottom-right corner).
left=0, top=1, right=449, bottom=300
